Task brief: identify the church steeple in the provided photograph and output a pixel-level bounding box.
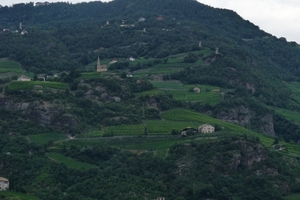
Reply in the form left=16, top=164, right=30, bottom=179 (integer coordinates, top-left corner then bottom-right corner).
left=97, top=56, right=101, bottom=68
left=96, top=56, right=107, bottom=72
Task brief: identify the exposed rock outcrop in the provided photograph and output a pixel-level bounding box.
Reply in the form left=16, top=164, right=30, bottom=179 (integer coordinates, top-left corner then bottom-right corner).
left=216, top=106, right=275, bottom=136
left=229, top=140, right=267, bottom=170
left=216, top=106, right=251, bottom=127
left=0, top=97, right=78, bottom=133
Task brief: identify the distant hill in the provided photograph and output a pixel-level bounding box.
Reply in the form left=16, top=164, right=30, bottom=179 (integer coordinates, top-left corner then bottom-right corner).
left=1, top=1, right=300, bottom=198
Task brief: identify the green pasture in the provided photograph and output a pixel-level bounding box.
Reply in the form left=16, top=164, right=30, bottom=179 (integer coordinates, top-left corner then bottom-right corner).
left=133, top=65, right=182, bottom=77
left=151, top=81, right=221, bottom=91
left=47, top=152, right=97, bottom=170
left=29, top=133, right=68, bottom=144
left=125, top=138, right=189, bottom=151
left=146, top=120, right=199, bottom=134
left=149, top=81, right=222, bottom=104
left=57, top=137, right=180, bottom=148
left=7, top=81, right=68, bottom=91
left=280, top=141, right=300, bottom=157
left=100, top=124, right=145, bottom=136
left=286, top=81, right=300, bottom=103
left=285, top=193, right=300, bottom=200
left=0, top=59, right=22, bottom=73
left=0, top=191, right=39, bottom=200
left=80, top=124, right=146, bottom=137
left=82, top=120, right=199, bottom=137
left=132, top=51, right=210, bottom=77
left=274, top=107, right=300, bottom=124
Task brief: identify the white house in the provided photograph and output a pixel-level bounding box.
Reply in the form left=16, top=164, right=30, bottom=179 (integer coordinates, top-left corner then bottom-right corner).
left=138, top=17, right=146, bottom=22
left=128, top=56, right=135, bottom=61
left=18, top=75, right=31, bottom=81
left=198, top=124, right=215, bottom=133
left=109, top=58, right=118, bottom=64
left=0, top=177, right=9, bottom=191
left=193, top=87, right=201, bottom=93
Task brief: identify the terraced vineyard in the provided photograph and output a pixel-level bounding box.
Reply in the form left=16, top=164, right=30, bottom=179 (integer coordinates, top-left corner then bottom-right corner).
left=7, top=81, right=68, bottom=91
left=146, top=120, right=199, bottom=134
left=0, top=59, right=22, bottom=73
left=137, top=81, right=223, bottom=105
left=274, top=107, right=300, bottom=124
left=131, top=49, right=213, bottom=77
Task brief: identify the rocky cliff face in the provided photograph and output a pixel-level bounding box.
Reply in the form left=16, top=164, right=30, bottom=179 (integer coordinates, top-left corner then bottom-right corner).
left=0, top=95, right=78, bottom=133
left=216, top=106, right=250, bottom=127
left=216, top=106, right=275, bottom=136
left=229, top=140, right=268, bottom=170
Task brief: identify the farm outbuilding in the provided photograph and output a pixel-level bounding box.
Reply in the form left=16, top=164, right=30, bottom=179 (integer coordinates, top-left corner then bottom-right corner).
left=180, top=127, right=197, bottom=136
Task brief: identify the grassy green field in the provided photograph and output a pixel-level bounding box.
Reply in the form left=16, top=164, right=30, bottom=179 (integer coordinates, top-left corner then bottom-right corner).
left=0, top=191, right=39, bottom=200
left=137, top=81, right=222, bottom=105
left=29, top=133, right=68, bottom=144
left=81, top=120, right=200, bottom=137
left=47, top=152, right=97, bottom=170
left=102, top=124, right=145, bottom=136
left=146, top=120, right=199, bottom=134
left=57, top=136, right=190, bottom=152
left=274, top=107, right=300, bottom=124
left=7, top=81, right=68, bottom=91
left=0, top=59, right=22, bottom=73
left=285, top=193, right=300, bottom=200
left=286, top=81, right=300, bottom=104
left=129, top=49, right=213, bottom=77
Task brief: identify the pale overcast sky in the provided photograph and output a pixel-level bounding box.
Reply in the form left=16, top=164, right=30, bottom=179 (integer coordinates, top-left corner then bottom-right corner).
left=1, top=0, right=300, bottom=44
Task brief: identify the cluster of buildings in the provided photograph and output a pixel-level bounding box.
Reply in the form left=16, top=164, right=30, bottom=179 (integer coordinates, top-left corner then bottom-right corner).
left=180, top=124, right=215, bottom=136
left=2, top=22, right=28, bottom=35
left=35, top=2, right=51, bottom=6
left=96, top=56, right=135, bottom=72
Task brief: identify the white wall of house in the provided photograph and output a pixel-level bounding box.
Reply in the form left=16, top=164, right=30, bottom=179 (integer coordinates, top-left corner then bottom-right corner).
left=198, top=124, right=215, bottom=133
left=0, top=178, right=9, bottom=191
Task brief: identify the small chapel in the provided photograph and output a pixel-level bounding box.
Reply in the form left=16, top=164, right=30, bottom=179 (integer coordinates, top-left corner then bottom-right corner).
left=96, top=57, right=107, bottom=72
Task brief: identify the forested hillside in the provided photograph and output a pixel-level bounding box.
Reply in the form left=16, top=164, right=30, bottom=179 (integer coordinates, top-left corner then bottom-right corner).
left=1, top=0, right=300, bottom=199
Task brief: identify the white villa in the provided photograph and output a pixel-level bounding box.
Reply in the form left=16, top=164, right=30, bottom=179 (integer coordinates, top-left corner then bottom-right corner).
left=198, top=124, right=215, bottom=133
